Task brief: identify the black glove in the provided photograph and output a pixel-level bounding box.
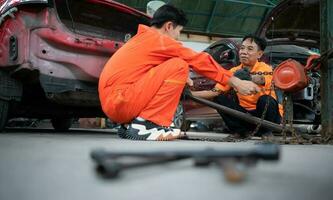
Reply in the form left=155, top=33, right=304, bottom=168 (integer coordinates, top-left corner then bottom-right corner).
left=233, top=67, right=251, bottom=81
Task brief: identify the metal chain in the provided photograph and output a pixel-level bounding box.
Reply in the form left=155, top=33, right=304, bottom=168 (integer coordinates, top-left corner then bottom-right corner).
left=249, top=82, right=274, bottom=138
left=279, top=93, right=303, bottom=144
left=250, top=72, right=273, bottom=76
left=281, top=93, right=287, bottom=141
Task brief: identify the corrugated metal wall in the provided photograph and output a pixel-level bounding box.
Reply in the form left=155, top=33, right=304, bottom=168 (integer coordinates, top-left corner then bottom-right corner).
left=114, top=0, right=282, bottom=37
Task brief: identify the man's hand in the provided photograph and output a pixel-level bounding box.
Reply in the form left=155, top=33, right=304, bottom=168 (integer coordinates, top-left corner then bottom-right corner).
left=233, top=67, right=251, bottom=81
left=228, top=76, right=261, bottom=95
left=251, top=75, right=265, bottom=85
left=187, top=77, right=193, bottom=87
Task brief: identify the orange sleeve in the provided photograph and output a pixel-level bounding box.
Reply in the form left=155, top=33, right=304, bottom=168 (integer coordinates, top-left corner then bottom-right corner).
left=214, top=66, right=240, bottom=91
left=149, top=35, right=232, bottom=86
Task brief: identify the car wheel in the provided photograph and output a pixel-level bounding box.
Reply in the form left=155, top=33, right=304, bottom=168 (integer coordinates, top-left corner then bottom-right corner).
left=173, top=103, right=191, bottom=131
left=0, top=99, right=9, bottom=132
left=51, top=118, right=73, bottom=131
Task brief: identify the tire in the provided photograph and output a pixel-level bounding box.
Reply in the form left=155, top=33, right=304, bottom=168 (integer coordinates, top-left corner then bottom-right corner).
left=51, top=118, right=73, bottom=131
left=173, top=103, right=191, bottom=131
left=0, top=99, right=9, bottom=132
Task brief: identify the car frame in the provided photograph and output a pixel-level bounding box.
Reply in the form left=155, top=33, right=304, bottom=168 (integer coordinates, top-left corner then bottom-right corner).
left=0, top=0, right=150, bottom=131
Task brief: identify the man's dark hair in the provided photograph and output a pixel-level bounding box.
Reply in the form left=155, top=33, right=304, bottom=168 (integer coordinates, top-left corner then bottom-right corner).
left=242, top=34, right=267, bottom=51
left=150, top=4, right=188, bottom=28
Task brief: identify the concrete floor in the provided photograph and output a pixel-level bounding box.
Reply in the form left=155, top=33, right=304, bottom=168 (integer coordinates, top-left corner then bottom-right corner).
left=0, top=128, right=333, bottom=200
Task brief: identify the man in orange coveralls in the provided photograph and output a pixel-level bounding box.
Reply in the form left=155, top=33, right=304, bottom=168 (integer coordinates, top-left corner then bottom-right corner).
left=192, top=35, right=282, bottom=138
left=99, top=4, right=260, bottom=141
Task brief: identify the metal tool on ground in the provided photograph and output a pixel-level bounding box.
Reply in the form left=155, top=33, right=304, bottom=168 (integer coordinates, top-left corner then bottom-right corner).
left=91, top=144, right=280, bottom=182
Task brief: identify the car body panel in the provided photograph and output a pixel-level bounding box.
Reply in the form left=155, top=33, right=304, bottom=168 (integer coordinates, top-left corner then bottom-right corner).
left=0, top=0, right=150, bottom=120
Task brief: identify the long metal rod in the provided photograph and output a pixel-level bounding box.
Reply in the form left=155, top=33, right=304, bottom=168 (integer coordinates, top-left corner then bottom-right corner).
left=91, top=144, right=280, bottom=161
left=187, top=94, right=291, bottom=133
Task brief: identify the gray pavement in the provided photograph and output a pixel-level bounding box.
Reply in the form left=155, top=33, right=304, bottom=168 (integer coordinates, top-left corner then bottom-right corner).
left=0, top=128, right=333, bottom=200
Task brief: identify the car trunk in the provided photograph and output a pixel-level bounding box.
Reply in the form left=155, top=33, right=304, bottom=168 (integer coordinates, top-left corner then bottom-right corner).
left=256, top=0, right=320, bottom=49
left=55, top=0, right=150, bottom=43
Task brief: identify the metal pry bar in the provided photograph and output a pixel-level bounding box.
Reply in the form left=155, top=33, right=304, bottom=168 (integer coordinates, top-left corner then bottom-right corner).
left=186, top=93, right=291, bottom=133
left=91, top=144, right=280, bottom=179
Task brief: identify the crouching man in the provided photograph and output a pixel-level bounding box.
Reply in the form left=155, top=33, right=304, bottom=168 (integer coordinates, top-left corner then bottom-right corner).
left=98, top=5, right=260, bottom=141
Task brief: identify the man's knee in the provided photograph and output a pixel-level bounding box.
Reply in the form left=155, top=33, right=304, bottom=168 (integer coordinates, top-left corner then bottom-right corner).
left=214, top=93, right=229, bottom=104
left=258, top=95, right=275, bottom=103
left=257, top=95, right=281, bottom=123
left=215, top=93, right=237, bottom=105
left=257, top=95, right=278, bottom=109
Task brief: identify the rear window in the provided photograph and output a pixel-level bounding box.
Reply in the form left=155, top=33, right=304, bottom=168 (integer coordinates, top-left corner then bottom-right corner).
left=54, top=0, right=150, bottom=42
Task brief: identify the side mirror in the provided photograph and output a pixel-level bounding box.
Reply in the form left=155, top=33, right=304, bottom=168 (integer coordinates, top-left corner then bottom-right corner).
left=220, top=49, right=235, bottom=61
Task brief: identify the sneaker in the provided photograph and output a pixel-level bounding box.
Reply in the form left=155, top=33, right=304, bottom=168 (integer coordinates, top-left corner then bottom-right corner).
left=117, top=124, right=129, bottom=139
left=120, top=118, right=182, bottom=141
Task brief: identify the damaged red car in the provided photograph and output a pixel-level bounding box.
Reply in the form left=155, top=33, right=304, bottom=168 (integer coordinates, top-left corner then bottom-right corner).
left=0, top=0, right=150, bottom=131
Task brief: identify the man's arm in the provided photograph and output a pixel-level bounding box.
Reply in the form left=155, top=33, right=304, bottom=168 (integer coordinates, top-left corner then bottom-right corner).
left=228, top=76, right=261, bottom=95
left=191, top=90, right=220, bottom=99
left=191, top=77, right=261, bottom=99
left=151, top=36, right=260, bottom=95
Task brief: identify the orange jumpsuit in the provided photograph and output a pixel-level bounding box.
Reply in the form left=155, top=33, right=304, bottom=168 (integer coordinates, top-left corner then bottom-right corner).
left=216, top=61, right=283, bottom=115
left=99, top=24, right=232, bottom=126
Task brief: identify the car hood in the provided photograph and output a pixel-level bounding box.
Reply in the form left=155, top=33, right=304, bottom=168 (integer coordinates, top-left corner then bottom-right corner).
left=256, top=0, right=319, bottom=48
